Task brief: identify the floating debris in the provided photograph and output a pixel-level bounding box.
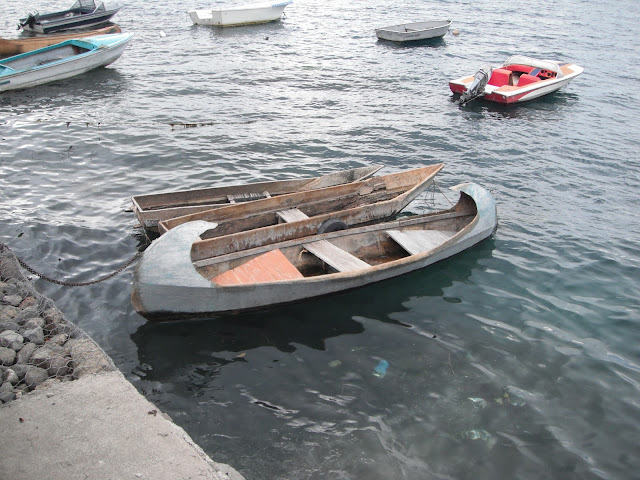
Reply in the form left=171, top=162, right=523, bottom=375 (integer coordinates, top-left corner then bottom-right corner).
left=373, top=360, right=389, bottom=378
left=468, top=397, right=487, bottom=409
left=328, top=360, right=342, bottom=368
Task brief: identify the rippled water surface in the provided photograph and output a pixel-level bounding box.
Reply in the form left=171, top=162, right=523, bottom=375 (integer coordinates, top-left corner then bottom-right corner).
left=2, top=1, right=639, bottom=479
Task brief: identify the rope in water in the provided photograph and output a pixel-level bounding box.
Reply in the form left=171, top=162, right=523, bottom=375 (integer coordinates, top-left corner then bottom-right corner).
left=17, top=253, right=140, bottom=287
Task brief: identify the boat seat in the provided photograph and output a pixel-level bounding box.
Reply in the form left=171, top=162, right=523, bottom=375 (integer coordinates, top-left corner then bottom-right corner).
left=227, top=191, right=270, bottom=204
left=276, top=207, right=309, bottom=223
left=303, top=240, right=370, bottom=273
left=517, top=74, right=541, bottom=86
left=212, top=249, right=303, bottom=285
left=488, top=68, right=513, bottom=87
left=386, top=229, right=456, bottom=255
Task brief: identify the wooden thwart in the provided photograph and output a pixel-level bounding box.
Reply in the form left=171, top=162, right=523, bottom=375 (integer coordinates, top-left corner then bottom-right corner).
left=276, top=208, right=309, bottom=223
left=386, top=229, right=456, bottom=255
left=303, top=240, right=370, bottom=273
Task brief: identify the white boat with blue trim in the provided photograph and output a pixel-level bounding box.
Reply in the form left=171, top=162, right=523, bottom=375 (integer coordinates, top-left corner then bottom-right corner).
left=0, top=32, right=133, bottom=92
left=132, top=183, right=497, bottom=318
left=189, top=1, right=292, bottom=27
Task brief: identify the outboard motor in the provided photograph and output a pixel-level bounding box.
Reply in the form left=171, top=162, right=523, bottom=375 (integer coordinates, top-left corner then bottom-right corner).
left=460, top=66, right=492, bottom=105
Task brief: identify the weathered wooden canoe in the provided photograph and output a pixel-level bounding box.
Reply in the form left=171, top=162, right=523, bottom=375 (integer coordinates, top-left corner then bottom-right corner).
left=0, top=25, right=122, bottom=58
left=132, top=165, right=382, bottom=232
left=131, top=183, right=497, bottom=318
left=157, top=164, right=444, bottom=239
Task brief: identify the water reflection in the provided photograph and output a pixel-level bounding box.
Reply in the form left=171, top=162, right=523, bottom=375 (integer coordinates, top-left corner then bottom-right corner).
left=375, top=36, right=447, bottom=49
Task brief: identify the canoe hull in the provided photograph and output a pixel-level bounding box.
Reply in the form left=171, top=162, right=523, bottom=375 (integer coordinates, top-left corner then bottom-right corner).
left=132, top=183, right=497, bottom=319
left=0, top=25, right=122, bottom=58
left=375, top=20, right=451, bottom=42
left=132, top=165, right=382, bottom=232
left=0, top=33, right=133, bottom=92
left=189, top=1, right=292, bottom=27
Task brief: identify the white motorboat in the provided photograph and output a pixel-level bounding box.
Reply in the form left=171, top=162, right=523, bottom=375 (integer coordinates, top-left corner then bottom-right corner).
left=188, top=1, right=292, bottom=27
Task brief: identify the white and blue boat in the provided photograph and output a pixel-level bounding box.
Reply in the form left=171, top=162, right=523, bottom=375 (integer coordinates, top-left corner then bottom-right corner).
left=0, top=33, right=133, bottom=92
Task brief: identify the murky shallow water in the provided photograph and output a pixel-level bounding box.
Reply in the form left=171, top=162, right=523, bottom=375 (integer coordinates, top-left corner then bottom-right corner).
left=1, top=1, right=639, bottom=478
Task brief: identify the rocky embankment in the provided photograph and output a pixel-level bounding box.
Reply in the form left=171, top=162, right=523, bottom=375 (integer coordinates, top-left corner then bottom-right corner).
left=0, top=244, right=115, bottom=403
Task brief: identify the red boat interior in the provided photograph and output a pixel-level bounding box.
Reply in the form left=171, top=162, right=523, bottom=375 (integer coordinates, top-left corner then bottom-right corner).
left=488, top=64, right=558, bottom=88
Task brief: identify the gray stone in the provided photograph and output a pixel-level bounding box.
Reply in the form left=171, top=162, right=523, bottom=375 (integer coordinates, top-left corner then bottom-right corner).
left=0, top=381, right=15, bottom=403
left=24, top=366, right=49, bottom=389
left=11, top=363, right=28, bottom=380
left=14, top=306, right=39, bottom=325
left=47, top=354, right=71, bottom=377
left=0, top=346, right=16, bottom=366
left=49, top=333, right=69, bottom=347
left=16, top=342, right=37, bottom=364
left=19, top=296, right=38, bottom=309
left=43, top=308, right=66, bottom=334
left=29, top=345, right=62, bottom=369
left=1, top=305, right=20, bottom=319
left=2, top=294, right=22, bottom=307
left=0, top=330, right=24, bottom=350
left=0, top=283, right=18, bottom=296
left=22, top=317, right=45, bottom=331
left=0, top=320, right=21, bottom=332
left=71, top=338, right=115, bottom=378
left=3, top=368, right=19, bottom=385
left=22, top=327, right=45, bottom=345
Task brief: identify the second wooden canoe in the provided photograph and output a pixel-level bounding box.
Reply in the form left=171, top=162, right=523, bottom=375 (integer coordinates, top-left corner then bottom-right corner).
left=0, top=25, right=122, bottom=58
left=132, top=166, right=382, bottom=233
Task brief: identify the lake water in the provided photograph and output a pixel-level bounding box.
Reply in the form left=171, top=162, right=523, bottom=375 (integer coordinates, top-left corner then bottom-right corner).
left=1, top=1, right=639, bottom=479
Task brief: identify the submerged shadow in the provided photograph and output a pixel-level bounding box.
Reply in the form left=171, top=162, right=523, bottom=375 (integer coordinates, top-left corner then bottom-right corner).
left=376, top=36, right=447, bottom=49
left=131, top=237, right=496, bottom=373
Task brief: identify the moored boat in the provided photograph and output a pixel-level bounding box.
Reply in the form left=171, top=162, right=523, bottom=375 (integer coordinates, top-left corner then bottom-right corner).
left=131, top=183, right=497, bottom=318
left=18, top=1, right=122, bottom=34
left=157, top=164, right=444, bottom=239
left=0, top=25, right=122, bottom=58
left=188, top=1, right=293, bottom=27
left=375, top=20, right=451, bottom=42
left=132, top=165, right=382, bottom=232
left=449, top=55, right=583, bottom=104
left=0, top=32, right=133, bottom=92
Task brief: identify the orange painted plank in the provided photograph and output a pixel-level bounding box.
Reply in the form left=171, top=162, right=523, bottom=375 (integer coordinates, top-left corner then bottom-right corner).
left=213, top=249, right=303, bottom=285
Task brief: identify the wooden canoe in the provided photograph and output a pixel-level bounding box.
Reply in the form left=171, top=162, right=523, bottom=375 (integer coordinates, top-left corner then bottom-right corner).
left=132, top=165, right=382, bottom=232
left=131, top=183, right=497, bottom=318
left=158, top=164, right=444, bottom=241
left=0, top=25, right=122, bottom=57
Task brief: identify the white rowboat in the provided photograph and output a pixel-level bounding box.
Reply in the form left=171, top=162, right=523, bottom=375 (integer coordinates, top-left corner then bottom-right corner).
left=131, top=183, right=497, bottom=318
left=375, top=20, right=451, bottom=42
left=188, top=1, right=292, bottom=27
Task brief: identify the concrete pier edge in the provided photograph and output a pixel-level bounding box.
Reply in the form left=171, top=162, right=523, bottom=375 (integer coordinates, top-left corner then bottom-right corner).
left=0, top=243, right=245, bottom=480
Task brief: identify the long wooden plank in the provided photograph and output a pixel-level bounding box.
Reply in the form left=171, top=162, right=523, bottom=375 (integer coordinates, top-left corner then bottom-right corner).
left=386, top=229, right=456, bottom=255
left=303, top=241, right=370, bottom=272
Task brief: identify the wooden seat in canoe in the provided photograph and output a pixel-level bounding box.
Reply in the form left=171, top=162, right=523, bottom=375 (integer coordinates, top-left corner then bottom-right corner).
left=276, top=207, right=309, bottom=223
left=212, top=249, right=303, bottom=285
left=386, top=229, right=456, bottom=255
left=226, top=191, right=271, bottom=204
left=303, top=240, right=370, bottom=273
